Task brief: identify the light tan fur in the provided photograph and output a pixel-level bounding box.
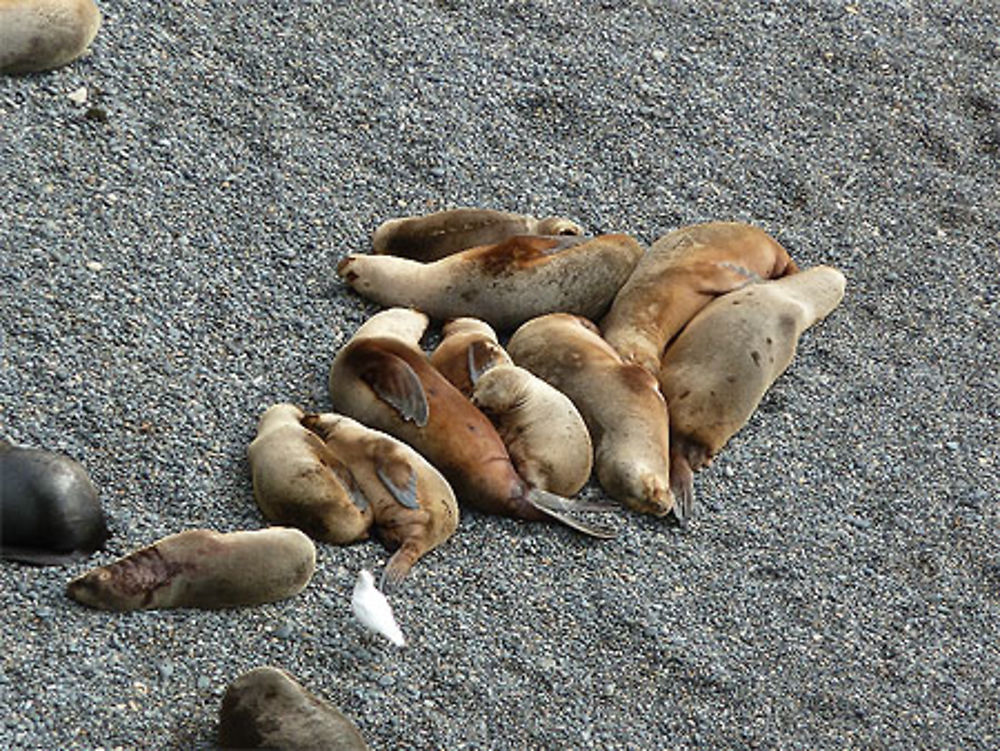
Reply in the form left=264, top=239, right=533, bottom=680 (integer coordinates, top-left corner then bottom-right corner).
left=373, top=207, right=584, bottom=262
left=66, top=527, right=316, bottom=610
left=429, top=317, right=512, bottom=397
left=507, top=313, right=675, bottom=518
left=1, top=0, right=101, bottom=74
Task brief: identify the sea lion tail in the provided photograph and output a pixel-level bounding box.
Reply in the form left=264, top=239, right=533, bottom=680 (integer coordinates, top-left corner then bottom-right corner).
left=525, top=488, right=619, bottom=539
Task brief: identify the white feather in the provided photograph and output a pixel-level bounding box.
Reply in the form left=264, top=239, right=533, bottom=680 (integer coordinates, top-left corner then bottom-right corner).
left=351, top=569, right=406, bottom=647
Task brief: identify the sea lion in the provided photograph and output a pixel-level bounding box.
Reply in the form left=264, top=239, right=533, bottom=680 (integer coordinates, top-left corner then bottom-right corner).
left=338, top=233, right=644, bottom=330
left=66, top=527, right=315, bottom=611
left=300, top=412, right=459, bottom=592
left=0, top=438, right=108, bottom=565
left=659, top=265, right=847, bottom=514
left=248, top=403, right=374, bottom=545
left=601, top=222, right=800, bottom=374
left=328, top=308, right=617, bottom=537
left=219, top=666, right=370, bottom=751
left=0, top=0, right=101, bottom=74
left=429, top=317, right=512, bottom=397
left=372, top=207, right=584, bottom=262
left=507, top=313, right=677, bottom=520
left=429, top=319, right=594, bottom=496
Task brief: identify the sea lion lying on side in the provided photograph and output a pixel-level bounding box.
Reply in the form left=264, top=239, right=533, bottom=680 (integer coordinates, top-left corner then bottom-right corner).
left=507, top=313, right=678, bottom=521
left=601, top=222, right=799, bottom=374
left=328, top=308, right=616, bottom=538
left=1, top=438, right=108, bottom=564
left=66, top=527, right=315, bottom=610
left=218, top=666, right=370, bottom=751
left=659, top=265, right=847, bottom=514
left=338, top=233, right=644, bottom=330
left=373, top=207, right=583, bottom=262
left=0, top=0, right=101, bottom=74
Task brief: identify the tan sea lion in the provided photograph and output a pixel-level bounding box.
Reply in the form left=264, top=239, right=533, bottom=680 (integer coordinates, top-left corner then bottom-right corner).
left=601, top=222, right=800, bottom=374
left=328, top=308, right=617, bottom=537
left=1, top=438, right=108, bottom=564
left=0, top=0, right=101, bottom=74
left=659, top=266, right=847, bottom=515
left=429, top=317, right=512, bottom=397
left=507, top=313, right=677, bottom=520
left=66, top=527, right=316, bottom=610
left=372, top=207, right=584, bottom=262
left=300, top=412, right=459, bottom=592
left=248, top=403, right=373, bottom=545
left=219, top=666, right=370, bottom=751
left=429, top=318, right=594, bottom=496
left=338, top=233, right=645, bottom=330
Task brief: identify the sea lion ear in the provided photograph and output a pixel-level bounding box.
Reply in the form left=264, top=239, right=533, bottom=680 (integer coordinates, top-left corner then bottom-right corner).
left=467, top=340, right=505, bottom=386
left=375, top=461, right=420, bottom=510
left=359, top=353, right=430, bottom=426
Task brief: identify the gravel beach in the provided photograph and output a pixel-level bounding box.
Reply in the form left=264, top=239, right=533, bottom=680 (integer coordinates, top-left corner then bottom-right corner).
left=2, top=1, right=998, bottom=749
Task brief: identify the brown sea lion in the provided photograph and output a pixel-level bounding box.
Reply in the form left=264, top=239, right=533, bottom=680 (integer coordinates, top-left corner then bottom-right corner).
left=1, top=438, right=108, bottom=565
left=0, top=0, right=101, bottom=74
left=373, top=207, right=584, bottom=262
left=507, top=313, right=677, bottom=520
left=219, top=666, right=370, bottom=751
left=601, top=222, right=800, bottom=374
left=248, top=403, right=373, bottom=545
left=66, top=527, right=316, bottom=611
left=338, top=233, right=644, bottom=330
left=300, top=412, right=459, bottom=592
left=429, top=317, right=512, bottom=398
left=328, top=308, right=617, bottom=537
left=429, top=318, right=594, bottom=496
left=659, top=266, right=846, bottom=514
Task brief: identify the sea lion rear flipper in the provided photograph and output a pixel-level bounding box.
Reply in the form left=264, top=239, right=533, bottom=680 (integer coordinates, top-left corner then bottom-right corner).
left=525, top=488, right=619, bottom=539
left=374, top=461, right=421, bottom=510
left=669, top=452, right=694, bottom=527
left=467, top=340, right=506, bottom=386
left=380, top=542, right=420, bottom=593
left=360, top=352, right=430, bottom=426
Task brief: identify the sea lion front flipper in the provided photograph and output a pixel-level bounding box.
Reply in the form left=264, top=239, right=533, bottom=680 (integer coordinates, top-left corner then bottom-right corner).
left=374, top=461, right=421, bottom=510
left=525, top=488, right=619, bottom=539
left=467, top=340, right=506, bottom=387
left=380, top=542, right=421, bottom=593
left=359, top=351, right=430, bottom=426
left=0, top=546, right=93, bottom=566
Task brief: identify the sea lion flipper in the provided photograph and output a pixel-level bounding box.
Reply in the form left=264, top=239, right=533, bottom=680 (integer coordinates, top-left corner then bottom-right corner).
left=467, top=340, right=505, bottom=386
left=669, top=452, right=694, bottom=527
left=525, top=488, right=619, bottom=539
left=360, top=352, right=430, bottom=426
left=380, top=542, right=420, bottom=593
left=374, top=462, right=420, bottom=510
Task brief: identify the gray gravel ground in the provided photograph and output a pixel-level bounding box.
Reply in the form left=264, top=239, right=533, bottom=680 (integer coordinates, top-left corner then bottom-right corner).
left=2, top=1, right=998, bottom=749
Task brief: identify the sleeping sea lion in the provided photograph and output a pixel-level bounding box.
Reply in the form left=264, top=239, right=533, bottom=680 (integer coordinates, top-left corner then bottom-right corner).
left=0, top=0, right=101, bottom=74
left=1, top=438, right=108, bottom=564
left=601, top=222, right=799, bottom=374
left=659, top=265, right=847, bottom=515
left=66, top=527, right=315, bottom=610
left=507, top=313, right=677, bottom=520
left=373, top=207, right=584, bottom=262
left=328, top=308, right=617, bottom=537
left=219, top=666, right=370, bottom=751
left=248, top=403, right=373, bottom=545
left=338, top=233, right=644, bottom=330
left=429, top=318, right=594, bottom=496
left=300, top=412, right=459, bottom=592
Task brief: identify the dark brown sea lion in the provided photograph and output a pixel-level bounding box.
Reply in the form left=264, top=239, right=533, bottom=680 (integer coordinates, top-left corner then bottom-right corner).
left=0, top=0, right=101, bottom=74
left=338, top=233, right=645, bottom=330
left=373, top=207, right=584, bottom=262
left=328, top=308, right=617, bottom=537
left=659, top=266, right=847, bottom=515
left=601, top=222, right=800, bottom=374
left=507, top=314, right=678, bottom=520
left=219, top=666, right=370, bottom=750
left=66, top=527, right=315, bottom=610
left=300, top=412, right=459, bottom=592
left=0, top=438, right=108, bottom=564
